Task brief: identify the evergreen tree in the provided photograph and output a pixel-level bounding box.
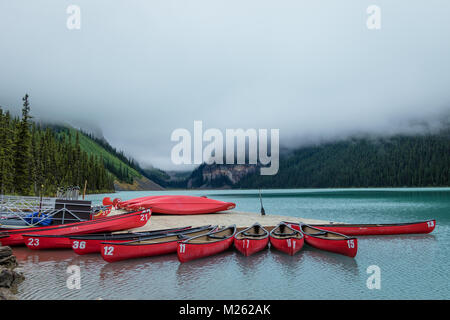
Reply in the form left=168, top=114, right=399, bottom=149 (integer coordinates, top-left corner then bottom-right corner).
left=13, top=94, right=32, bottom=195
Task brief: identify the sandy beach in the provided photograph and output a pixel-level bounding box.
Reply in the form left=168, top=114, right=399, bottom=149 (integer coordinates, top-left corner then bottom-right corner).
left=113, top=209, right=333, bottom=232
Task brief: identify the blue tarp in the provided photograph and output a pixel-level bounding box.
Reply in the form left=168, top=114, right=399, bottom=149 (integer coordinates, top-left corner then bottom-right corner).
left=25, top=212, right=52, bottom=226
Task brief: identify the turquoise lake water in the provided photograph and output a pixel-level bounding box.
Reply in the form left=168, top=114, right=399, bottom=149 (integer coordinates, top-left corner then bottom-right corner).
left=12, top=188, right=450, bottom=300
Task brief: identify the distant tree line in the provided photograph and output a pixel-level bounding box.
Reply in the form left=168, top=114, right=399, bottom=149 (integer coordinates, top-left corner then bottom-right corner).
left=0, top=95, right=115, bottom=196
left=237, top=134, right=450, bottom=189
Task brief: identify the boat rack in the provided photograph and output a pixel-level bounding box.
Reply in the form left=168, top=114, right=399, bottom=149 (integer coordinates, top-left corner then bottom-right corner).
left=0, top=195, right=93, bottom=227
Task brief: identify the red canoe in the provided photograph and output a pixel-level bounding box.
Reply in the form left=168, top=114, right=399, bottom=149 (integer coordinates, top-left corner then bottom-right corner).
left=0, top=234, right=8, bottom=245
left=269, top=223, right=304, bottom=256
left=23, top=234, right=73, bottom=250
left=1, top=210, right=151, bottom=247
left=234, top=223, right=269, bottom=256
left=309, top=220, right=436, bottom=236
left=116, top=196, right=161, bottom=209
left=102, top=197, right=113, bottom=206
left=70, top=226, right=193, bottom=255
left=101, top=225, right=217, bottom=262
left=177, top=225, right=236, bottom=262
left=127, top=195, right=236, bottom=214
left=295, top=224, right=358, bottom=258
left=23, top=221, right=184, bottom=252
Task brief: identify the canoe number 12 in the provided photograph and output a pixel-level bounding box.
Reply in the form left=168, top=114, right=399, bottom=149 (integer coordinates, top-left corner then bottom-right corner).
left=104, top=246, right=114, bottom=256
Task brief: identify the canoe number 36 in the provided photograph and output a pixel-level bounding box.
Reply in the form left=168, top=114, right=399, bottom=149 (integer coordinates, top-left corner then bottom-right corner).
left=103, top=246, right=114, bottom=256
left=347, top=240, right=355, bottom=248
left=72, top=241, right=86, bottom=250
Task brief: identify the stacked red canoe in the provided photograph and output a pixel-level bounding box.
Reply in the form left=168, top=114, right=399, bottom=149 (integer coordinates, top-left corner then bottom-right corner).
left=115, top=195, right=236, bottom=215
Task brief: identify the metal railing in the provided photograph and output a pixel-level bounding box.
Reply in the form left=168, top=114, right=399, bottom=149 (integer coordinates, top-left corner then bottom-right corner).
left=0, top=195, right=92, bottom=227
left=56, top=186, right=80, bottom=200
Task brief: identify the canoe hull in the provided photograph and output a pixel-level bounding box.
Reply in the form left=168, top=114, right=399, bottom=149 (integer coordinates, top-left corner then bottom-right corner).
left=70, top=226, right=191, bottom=255
left=302, top=233, right=357, bottom=257
left=72, top=238, right=132, bottom=255
left=269, top=236, right=304, bottom=256
left=127, top=195, right=236, bottom=214
left=287, top=224, right=358, bottom=258
left=234, top=237, right=269, bottom=256
left=1, top=210, right=151, bottom=247
left=101, top=240, right=179, bottom=263
left=311, top=220, right=436, bottom=236
left=23, top=235, right=71, bottom=250
left=178, top=237, right=234, bottom=263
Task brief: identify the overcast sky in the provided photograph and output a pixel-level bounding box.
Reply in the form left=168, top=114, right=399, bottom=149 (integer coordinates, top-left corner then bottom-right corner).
left=0, top=1, right=449, bottom=170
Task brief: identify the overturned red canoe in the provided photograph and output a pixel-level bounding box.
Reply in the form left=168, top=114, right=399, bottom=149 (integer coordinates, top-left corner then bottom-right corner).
left=294, top=224, right=358, bottom=258
left=2, top=210, right=151, bottom=247
left=127, top=195, right=236, bottom=214
left=101, top=225, right=216, bottom=262
left=177, top=225, right=236, bottom=262
left=116, top=196, right=161, bottom=209
left=234, top=223, right=269, bottom=256
left=70, top=225, right=194, bottom=255
left=269, top=223, right=304, bottom=256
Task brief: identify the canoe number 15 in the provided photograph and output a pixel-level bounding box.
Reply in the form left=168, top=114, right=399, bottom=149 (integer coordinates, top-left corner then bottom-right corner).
left=347, top=240, right=355, bottom=248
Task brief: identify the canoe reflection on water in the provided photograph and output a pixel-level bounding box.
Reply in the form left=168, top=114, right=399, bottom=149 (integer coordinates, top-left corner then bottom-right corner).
left=99, top=253, right=179, bottom=282
left=268, top=246, right=307, bottom=271
left=13, top=247, right=84, bottom=264
left=234, top=249, right=271, bottom=275
left=175, top=250, right=235, bottom=284
left=303, top=247, right=359, bottom=276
